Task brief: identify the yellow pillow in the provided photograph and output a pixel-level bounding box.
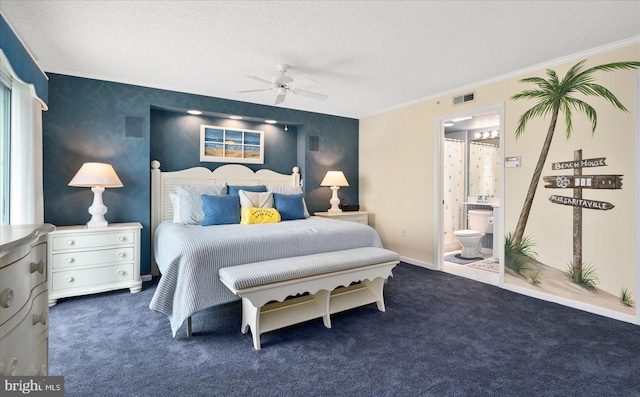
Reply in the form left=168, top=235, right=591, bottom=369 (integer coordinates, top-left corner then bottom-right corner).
left=241, top=207, right=281, bottom=224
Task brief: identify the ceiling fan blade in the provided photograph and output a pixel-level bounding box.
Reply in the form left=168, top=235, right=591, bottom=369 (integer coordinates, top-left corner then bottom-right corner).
left=238, top=88, right=273, bottom=93
left=246, top=76, right=274, bottom=86
left=274, top=92, right=286, bottom=105
left=292, top=88, right=328, bottom=101
left=287, top=78, right=316, bottom=89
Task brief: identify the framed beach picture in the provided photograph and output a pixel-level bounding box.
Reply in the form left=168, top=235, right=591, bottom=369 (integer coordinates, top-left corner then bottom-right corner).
left=200, top=125, right=264, bottom=164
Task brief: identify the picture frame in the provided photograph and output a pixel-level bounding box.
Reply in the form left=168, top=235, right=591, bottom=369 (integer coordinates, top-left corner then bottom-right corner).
left=200, top=125, right=264, bottom=164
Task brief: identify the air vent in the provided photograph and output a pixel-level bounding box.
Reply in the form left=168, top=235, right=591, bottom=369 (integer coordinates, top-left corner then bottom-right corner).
left=453, top=92, right=475, bottom=106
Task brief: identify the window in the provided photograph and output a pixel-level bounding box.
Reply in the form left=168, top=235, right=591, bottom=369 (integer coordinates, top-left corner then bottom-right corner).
left=0, top=69, right=10, bottom=225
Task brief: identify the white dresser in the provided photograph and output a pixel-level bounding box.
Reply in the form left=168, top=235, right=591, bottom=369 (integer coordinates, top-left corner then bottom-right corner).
left=47, top=222, right=142, bottom=306
left=314, top=211, right=369, bottom=225
left=0, top=223, right=55, bottom=376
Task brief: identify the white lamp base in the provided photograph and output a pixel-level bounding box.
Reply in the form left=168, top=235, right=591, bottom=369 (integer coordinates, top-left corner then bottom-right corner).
left=87, top=186, right=109, bottom=228
left=328, top=185, right=342, bottom=213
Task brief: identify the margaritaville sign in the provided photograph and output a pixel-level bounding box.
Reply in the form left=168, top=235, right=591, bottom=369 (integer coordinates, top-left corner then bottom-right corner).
left=544, top=149, right=622, bottom=272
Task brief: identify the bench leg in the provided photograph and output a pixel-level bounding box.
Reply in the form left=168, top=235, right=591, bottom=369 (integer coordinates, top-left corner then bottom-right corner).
left=242, top=298, right=262, bottom=350
left=187, top=317, right=192, bottom=337
left=362, top=278, right=386, bottom=312
left=313, top=289, right=332, bottom=329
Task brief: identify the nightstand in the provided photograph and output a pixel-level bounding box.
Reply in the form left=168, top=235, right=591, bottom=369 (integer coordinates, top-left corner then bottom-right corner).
left=314, top=211, right=369, bottom=225
left=47, top=222, right=142, bottom=306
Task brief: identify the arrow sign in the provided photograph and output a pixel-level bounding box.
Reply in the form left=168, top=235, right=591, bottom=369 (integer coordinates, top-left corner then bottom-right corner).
left=548, top=195, right=615, bottom=210
left=551, top=157, right=606, bottom=170
left=543, top=175, right=623, bottom=189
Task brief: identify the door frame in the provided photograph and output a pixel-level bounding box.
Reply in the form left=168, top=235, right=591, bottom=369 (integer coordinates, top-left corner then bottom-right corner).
left=433, top=102, right=505, bottom=285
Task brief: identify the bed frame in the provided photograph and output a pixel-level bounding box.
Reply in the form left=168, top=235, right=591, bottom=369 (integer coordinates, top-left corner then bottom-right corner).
left=150, top=160, right=301, bottom=275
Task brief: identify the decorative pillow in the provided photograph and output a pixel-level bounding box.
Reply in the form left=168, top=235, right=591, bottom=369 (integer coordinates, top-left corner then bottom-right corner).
left=175, top=184, right=227, bottom=224
left=201, top=194, right=240, bottom=226
left=267, top=185, right=310, bottom=217
left=168, top=193, right=182, bottom=223
left=228, top=185, right=266, bottom=196
left=273, top=193, right=306, bottom=221
left=240, top=207, right=281, bottom=224
left=238, top=190, right=274, bottom=209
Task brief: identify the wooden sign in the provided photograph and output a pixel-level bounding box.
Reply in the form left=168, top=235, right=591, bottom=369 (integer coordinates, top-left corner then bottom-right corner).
left=543, top=175, right=623, bottom=189
left=548, top=195, right=615, bottom=210
left=551, top=157, right=606, bottom=170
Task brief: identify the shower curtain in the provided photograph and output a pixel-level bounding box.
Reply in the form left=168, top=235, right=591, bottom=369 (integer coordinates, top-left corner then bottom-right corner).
left=443, top=138, right=466, bottom=246
left=469, top=142, right=499, bottom=198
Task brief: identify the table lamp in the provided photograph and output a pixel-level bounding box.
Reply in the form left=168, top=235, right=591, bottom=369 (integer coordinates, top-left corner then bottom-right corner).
left=69, top=162, right=123, bottom=228
left=320, top=171, right=349, bottom=213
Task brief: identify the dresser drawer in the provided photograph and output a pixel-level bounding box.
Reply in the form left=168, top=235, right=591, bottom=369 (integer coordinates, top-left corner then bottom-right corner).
left=51, top=231, right=135, bottom=251
left=0, top=291, right=48, bottom=376
left=51, top=263, right=134, bottom=291
left=52, top=247, right=134, bottom=270
left=0, top=243, right=47, bottom=325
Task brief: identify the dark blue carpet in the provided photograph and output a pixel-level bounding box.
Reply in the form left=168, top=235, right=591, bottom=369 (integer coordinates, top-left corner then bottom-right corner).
left=49, top=263, right=640, bottom=396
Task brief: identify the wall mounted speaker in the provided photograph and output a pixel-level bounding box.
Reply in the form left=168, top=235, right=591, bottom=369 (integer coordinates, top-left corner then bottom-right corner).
left=309, top=135, right=319, bottom=152
left=125, top=116, right=144, bottom=139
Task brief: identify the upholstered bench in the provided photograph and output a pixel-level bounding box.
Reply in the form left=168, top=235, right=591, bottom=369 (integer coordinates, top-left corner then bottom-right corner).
left=219, top=247, right=400, bottom=350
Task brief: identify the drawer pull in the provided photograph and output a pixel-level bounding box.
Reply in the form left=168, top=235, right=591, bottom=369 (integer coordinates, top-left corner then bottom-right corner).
left=118, top=235, right=126, bottom=241
left=118, top=270, right=126, bottom=276
left=66, top=239, right=74, bottom=245
left=117, top=251, right=126, bottom=258
left=30, top=259, right=46, bottom=274
left=65, top=277, right=74, bottom=283
left=0, top=288, right=14, bottom=308
left=65, top=257, right=74, bottom=263
left=33, top=310, right=48, bottom=326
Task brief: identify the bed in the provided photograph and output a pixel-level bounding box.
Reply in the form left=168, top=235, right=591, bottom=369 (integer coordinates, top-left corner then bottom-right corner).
left=148, top=161, right=384, bottom=336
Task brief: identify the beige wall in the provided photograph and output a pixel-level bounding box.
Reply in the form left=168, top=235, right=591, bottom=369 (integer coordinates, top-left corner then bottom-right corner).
left=360, top=43, right=639, bottom=298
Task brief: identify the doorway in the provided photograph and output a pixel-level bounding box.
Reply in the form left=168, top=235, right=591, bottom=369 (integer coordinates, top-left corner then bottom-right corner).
left=434, top=103, right=504, bottom=286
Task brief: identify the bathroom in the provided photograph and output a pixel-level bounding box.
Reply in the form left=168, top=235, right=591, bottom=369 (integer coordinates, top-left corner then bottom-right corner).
left=442, top=110, right=500, bottom=283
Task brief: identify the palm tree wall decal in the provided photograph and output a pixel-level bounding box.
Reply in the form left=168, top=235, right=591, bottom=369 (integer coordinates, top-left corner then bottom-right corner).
left=510, top=59, right=640, bottom=254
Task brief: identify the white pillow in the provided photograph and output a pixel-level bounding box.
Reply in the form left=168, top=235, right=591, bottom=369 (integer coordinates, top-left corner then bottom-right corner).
left=169, top=193, right=181, bottom=223
left=174, top=184, right=227, bottom=224
left=266, top=185, right=310, bottom=217
left=239, top=190, right=274, bottom=209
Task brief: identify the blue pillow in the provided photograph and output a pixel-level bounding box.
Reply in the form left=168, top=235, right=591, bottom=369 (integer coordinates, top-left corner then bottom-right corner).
left=201, top=194, right=240, bottom=226
left=273, top=193, right=305, bottom=221
left=228, top=185, right=266, bottom=196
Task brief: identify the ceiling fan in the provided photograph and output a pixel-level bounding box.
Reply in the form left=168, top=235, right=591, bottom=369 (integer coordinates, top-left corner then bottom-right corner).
left=239, top=64, right=328, bottom=105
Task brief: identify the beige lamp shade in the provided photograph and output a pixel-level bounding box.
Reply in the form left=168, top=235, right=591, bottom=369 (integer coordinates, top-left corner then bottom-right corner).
left=320, top=171, right=349, bottom=187
left=69, top=162, right=123, bottom=188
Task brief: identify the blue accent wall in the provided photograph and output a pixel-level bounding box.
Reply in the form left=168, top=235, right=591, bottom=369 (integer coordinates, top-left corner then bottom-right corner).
left=43, top=73, right=359, bottom=274
left=0, top=15, right=48, bottom=104
left=150, top=109, right=298, bottom=173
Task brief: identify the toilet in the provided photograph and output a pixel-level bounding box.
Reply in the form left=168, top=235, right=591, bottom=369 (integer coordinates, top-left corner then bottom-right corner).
left=454, top=209, right=494, bottom=259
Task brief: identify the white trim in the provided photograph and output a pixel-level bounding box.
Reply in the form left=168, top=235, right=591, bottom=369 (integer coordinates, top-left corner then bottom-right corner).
left=434, top=103, right=505, bottom=282
left=141, top=274, right=152, bottom=282
left=400, top=256, right=436, bottom=271
left=502, top=282, right=637, bottom=325
left=363, top=36, right=640, bottom=119
left=636, top=72, right=639, bottom=324
left=0, top=11, right=49, bottom=81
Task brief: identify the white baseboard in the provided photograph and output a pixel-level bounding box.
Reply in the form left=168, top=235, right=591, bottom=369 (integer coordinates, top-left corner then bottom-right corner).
left=400, top=256, right=437, bottom=270
left=502, top=283, right=638, bottom=325
left=141, top=274, right=152, bottom=282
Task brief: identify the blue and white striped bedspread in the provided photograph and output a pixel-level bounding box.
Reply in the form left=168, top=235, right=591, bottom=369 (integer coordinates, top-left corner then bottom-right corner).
left=149, top=216, right=383, bottom=336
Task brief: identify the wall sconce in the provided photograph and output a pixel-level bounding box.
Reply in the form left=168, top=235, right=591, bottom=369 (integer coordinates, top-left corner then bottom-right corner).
left=69, top=162, right=123, bottom=228
left=320, top=171, right=349, bottom=213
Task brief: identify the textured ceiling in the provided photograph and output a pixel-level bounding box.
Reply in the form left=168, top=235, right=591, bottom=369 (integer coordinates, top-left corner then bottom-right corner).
left=1, top=1, right=639, bottom=119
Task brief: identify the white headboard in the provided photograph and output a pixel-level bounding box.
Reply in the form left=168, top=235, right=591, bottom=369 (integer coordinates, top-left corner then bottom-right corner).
left=150, top=160, right=301, bottom=274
